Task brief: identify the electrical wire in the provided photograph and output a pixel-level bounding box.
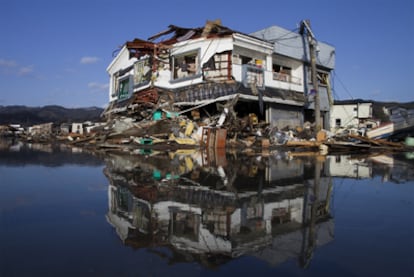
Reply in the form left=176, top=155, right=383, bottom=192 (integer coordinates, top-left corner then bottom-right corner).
left=275, top=41, right=305, bottom=49
left=332, top=70, right=354, bottom=100
left=266, top=27, right=300, bottom=42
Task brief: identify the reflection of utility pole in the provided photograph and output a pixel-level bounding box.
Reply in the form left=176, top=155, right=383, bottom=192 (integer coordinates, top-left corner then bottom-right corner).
left=300, top=156, right=321, bottom=268
left=309, top=157, right=320, bottom=261
left=301, top=19, right=321, bottom=131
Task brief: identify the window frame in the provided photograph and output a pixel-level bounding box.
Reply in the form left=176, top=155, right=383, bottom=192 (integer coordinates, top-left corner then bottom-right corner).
left=117, top=75, right=132, bottom=101
left=171, top=49, right=201, bottom=82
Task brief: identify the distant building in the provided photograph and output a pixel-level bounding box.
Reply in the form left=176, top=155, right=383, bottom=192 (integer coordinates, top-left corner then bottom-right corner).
left=326, top=155, right=371, bottom=179
left=28, top=122, right=53, bottom=136
left=60, top=123, right=71, bottom=134
left=84, top=122, right=105, bottom=133
left=330, top=100, right=375, bottom=134
left=385, top=105, right=414, bottom=131
left=71, top=123, right=83, bottom=135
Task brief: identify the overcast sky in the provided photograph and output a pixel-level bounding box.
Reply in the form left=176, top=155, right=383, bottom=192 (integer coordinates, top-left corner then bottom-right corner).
left=0, top=0, right=413, bottom=107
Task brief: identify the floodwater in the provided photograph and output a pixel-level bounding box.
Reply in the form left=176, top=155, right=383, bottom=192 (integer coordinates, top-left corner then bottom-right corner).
left=1, top=141, right=413, bottom=277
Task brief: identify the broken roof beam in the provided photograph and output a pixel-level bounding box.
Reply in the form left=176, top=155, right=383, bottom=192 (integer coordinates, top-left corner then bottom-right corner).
left=147, top=21, right=234, bottom=44
left=126, top=38, right=171, bottom=60
left=126, top=38, right=156, bottom=49
left=126, top=38, right=156, bottom=59
left=148, top=25, right=201, bottom=42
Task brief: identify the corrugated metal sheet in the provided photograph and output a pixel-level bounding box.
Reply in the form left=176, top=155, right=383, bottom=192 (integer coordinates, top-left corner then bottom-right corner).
left=250, top=25, right=335, bottom=69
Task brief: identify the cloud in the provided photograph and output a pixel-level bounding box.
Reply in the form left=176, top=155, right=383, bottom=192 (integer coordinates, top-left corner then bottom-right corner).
left=0, top=58, right=37, bottom=77
left=80, top=56, right=100, bottom=64
left=18, top=65, right=34, bottom=76
left=88, top=82, right=109, bottom=92
left=0, top=58, right=17, bottom=68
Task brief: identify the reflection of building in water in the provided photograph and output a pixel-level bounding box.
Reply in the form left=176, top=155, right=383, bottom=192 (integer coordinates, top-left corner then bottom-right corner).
left=369, top=154, right=414, bottom=183
left=326, top=155, right=371, bottom=179
left=325, top=153, right=414, bottom=183
left=104, top=151, right=334, bottom=267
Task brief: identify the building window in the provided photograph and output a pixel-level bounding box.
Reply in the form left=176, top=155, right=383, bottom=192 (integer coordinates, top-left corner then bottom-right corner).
left=172, top=51, right=198, bottom=80
left=243, top=64, right=264, bottom=88
left=273, top=64, right=292, bottom=82
left=118, top=77, right=130, bottom=100
left=335, top=118, right=341, bottom=127
left=317, top=71, right=329, bottom=85
left=134, top=58, right=151, bottom=87
left=203, top=51, right=231, bottom=82
left=239, top=55, right=264, bottom=88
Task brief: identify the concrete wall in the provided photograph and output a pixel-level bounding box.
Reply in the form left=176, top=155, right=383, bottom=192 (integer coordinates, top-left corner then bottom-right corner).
left=330, top=103, right=372, bottom=132
left=268, top=104, right=303, bottom=129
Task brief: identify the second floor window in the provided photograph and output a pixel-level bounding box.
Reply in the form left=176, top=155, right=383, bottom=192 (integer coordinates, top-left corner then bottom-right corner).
left=134, top=58, right=151, bottom=87
left=273, top=64, right=292, bottom=82
left=172, top=51, right=198, bottom=80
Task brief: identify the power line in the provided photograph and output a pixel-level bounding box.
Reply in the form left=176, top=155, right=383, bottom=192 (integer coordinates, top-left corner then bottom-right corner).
left=333, top=70, right=354, bottom=100
left=266, top=27, right=300, bottom=42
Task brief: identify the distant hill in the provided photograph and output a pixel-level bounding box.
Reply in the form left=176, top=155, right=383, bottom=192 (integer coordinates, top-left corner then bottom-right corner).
left=0, top=105, right=104, bottom=126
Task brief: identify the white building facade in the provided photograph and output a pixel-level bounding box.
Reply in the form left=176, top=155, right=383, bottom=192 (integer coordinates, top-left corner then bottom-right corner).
left=330, top=101, right=374, bottom=133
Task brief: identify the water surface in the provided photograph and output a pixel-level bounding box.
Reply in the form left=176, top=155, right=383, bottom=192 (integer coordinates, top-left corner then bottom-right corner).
left=1, top=142, right=413, bottom=276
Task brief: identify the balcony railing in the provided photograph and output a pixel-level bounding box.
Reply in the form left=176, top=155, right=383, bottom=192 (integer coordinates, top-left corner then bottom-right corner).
left=242, top=64, right=264, bottom=89
left=273, top=72, right=302, bottom=85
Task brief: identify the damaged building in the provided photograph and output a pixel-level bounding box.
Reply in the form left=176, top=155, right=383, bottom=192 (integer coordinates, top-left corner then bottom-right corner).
left=103, top=20, right=335, bottom=145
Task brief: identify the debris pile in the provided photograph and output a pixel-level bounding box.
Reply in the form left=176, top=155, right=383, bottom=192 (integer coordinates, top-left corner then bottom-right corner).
left=60, top=108, right=414, bottom=155
left=3, top=113, right=412, bottom=155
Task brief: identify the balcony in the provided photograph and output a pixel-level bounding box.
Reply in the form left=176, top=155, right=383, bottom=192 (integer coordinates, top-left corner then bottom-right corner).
left=272, top=72, right=302, bottom=85
left=242, top=64, right=265, bottom=89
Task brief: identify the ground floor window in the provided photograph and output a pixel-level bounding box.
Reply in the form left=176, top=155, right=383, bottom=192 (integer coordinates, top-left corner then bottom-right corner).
left=335, top=118, right=341, bottom=127
left=118, top=77, right=130, bottom=100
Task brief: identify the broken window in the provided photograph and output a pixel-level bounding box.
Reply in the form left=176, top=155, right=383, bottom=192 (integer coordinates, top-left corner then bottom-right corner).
left=335, top=118, right=341, bottom=127
left=307, top=69, right=329, bottom=86
left=172, top=51, right=199, bottom=80
left=317, top=71, right=329, bottom=86
left=273, top=64, right=292, bottom=82
left=203, top=51, right=231, bottom=81
left=243, top=64, right=264, bottom=88
left=170, top=209, right=200, bottom=241
left=133, top=58, right=151, bottom=87
left=241, top=55, right=253, bottom=65
left=240, top=55, right=264, bottom=88
left=272, top=208, right=291, bottom=225
left=118, top=76, right=131, bottom=100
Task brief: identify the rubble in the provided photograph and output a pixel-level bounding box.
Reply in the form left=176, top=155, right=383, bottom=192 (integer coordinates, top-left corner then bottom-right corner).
left=49, top=105, right=413, bottom=156
left=2, top=113, right=412, bottom=155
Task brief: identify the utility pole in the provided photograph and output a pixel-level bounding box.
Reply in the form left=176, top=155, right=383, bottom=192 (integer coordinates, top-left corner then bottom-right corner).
left=301, top=20, right=321, bottom=131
